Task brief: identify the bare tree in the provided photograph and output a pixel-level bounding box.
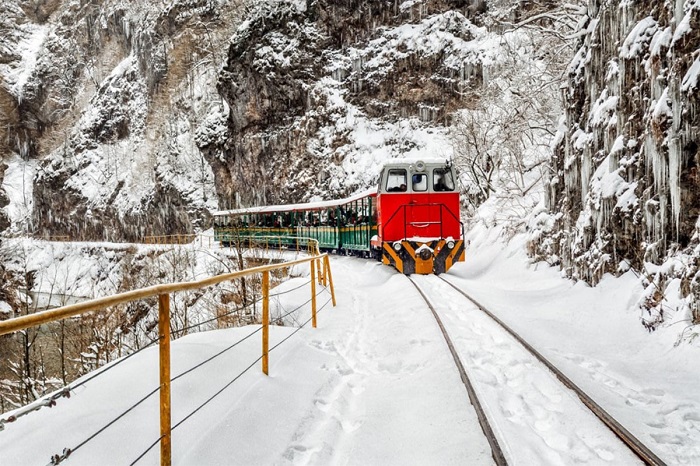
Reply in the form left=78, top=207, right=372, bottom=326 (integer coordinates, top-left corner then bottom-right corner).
left=451, top=1, right=585, bottom=227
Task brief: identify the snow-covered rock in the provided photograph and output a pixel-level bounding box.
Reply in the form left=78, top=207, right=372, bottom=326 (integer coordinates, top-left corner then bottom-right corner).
left=532, top=0, right=700, bottom=327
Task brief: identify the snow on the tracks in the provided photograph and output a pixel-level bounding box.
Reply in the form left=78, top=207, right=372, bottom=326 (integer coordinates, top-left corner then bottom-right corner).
left=448, top=225, right=700, bottom=464
left=412, top=275, right=641, bottom=465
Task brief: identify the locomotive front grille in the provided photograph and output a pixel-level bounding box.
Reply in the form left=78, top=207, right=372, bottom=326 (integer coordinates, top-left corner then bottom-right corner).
left=382, top=239, right=465, bottom=275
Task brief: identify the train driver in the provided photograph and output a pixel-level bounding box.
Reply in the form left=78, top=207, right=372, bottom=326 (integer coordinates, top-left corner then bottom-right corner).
left=433, top=168, right=454, bottom=191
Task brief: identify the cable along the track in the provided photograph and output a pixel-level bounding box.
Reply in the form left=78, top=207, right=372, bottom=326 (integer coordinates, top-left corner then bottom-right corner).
left=409, top=275, right=661, bottom=466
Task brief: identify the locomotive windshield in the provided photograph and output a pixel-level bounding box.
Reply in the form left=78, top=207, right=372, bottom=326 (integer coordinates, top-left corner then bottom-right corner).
left=386, top=169, right=408, bottom=192
left=433, top=168, right=455, bottom=191
left=412, top=173, right=428, bottom=191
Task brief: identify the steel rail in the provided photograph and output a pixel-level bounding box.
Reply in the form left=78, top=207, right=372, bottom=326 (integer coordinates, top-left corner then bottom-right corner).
left=407, top=277, right=508, bottom=466
left=438, top=276, right=667, bottom=466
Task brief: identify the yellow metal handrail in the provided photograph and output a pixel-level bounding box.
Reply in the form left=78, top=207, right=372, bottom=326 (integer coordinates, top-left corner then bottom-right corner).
left=143, top=234, right=196, bottom=245
left=141, top=233, right=323, bottom=254
left=0, top=252, right=336, bottom=466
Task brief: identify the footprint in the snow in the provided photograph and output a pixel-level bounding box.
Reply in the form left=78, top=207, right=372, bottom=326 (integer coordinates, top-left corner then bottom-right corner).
left=659, top=402, right=693, bottom=415
left=339, top=418, right=362, bottom=433
left=309, top=339, right=337, bottom=353
left=629, top=391, right=661, bottom=405
left=646, top=420, right=665, bottom=429
left=314, top=399, right=331, bottom=413
left=283, top=444, right=318, bottom=461
left=593, top=446, right=615, bottom=461
left=541, top=430, right=571, bottom=452
left=563, top=353, right=584, bottom=364
left=651, top=433, right=684, bottom=445
left=409, top=338, right=432, bottom=346
left=377, top=360, right=402, bottom=374
left=349, top=382, right=366, bottom=395
left=334, top=363, right=354, bottom=376
left=602, top=378, right=619, bottom=388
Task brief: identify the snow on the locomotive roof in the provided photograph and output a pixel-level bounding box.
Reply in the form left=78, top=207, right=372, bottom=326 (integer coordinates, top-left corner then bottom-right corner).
left=212, top=187, right=378, bottom=216
left=383, top=157, right=451, bottom=166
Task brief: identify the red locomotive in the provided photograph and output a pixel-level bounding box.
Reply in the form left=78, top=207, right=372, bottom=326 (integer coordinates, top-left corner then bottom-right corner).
left=371, top=159, right=465, bottom=274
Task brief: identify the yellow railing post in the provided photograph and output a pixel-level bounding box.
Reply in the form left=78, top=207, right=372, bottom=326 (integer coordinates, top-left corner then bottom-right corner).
left=310, top=259, right=317, bottom=328
left=317, top=258, right=323, bottom=285
left=324, top=255, right=336, bottom=307
left=322, top=260, right=328, bottom=287
left=262, top=271, right=270, bottom=375
left=158, top=294, right=172, bottom=466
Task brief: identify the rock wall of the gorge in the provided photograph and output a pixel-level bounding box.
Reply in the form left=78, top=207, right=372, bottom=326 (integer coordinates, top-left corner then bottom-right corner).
left=1, top=0, right=244, bottom=241
left=202, top=0, right=490, bottom=208
left=2, top=0, right=553, bottom=241
left=1, top=0, right=506, bottom=239
left=531, top=0, right=700, bottom=326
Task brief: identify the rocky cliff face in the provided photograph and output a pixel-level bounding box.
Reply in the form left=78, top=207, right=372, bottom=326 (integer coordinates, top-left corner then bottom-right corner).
left=0, top=0, right=243, bottom=241
left=201, top=0, right=491, bottom=208
left=531, top=0, right=700, bottom=327
left=1, top=0, right=502, bottom=239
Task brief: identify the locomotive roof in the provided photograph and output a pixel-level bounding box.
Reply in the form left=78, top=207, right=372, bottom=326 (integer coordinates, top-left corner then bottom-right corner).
left=380, top=157, right=452, bottom=168
left=212, top=187, right=378, bottom=217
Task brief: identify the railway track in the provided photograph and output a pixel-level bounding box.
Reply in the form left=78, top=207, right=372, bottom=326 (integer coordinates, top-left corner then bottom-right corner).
left=407, top=275, right=666, bottom=466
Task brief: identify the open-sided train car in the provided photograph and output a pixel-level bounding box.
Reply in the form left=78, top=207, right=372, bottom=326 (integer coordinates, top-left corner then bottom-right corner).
left=212, top=159, right=465, bottom=274
left=212, top=189, right=378, bottom=256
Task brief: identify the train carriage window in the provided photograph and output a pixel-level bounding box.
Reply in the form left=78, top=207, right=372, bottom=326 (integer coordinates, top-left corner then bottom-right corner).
left=433, top=168, right=455, bottom=191
left=412, top=173, right=428, bottom=191
left=386, top=169, right=407, bottom=192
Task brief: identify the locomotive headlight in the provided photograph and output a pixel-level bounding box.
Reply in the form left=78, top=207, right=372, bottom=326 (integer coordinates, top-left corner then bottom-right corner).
left=447, top=240, right=455, bottom=250
left=393, top=241, right=402, bottom=252
left=419, top=248, right=432, bottom=260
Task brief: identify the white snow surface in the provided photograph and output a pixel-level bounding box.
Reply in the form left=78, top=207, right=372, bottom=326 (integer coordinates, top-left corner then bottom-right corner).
left=0, top=23, right=47, bottom=99
left=1, top=155, right=37, bottom=231
left=1, top=233, right=699, bottom=464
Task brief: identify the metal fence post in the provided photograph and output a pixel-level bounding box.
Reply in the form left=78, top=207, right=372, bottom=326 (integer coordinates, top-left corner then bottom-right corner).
left=262, top=271, right=270, bottom=375
left=158, top=294, right=172, bottom=466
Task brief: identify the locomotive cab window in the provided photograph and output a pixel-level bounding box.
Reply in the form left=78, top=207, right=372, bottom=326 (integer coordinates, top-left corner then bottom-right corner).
left=412, top=173, right=428, bottom=192
left=386, top=169, right=408, bottom=192
left=433, top=168, right=455, bottom=191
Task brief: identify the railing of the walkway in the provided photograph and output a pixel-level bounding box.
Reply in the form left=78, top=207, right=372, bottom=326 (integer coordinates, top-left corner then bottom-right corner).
left=142, top=233, right=322, bottom=256
left=0, top=248, right=336, bottom=466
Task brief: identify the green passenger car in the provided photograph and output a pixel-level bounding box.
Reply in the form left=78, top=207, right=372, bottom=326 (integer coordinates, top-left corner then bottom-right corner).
left=212, top=189, right=378, bottom=255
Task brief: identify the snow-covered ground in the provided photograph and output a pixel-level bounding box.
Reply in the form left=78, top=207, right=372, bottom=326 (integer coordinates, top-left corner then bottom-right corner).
left=1, top=231, right=699, bottom=465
